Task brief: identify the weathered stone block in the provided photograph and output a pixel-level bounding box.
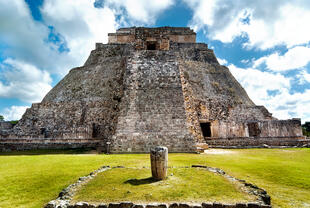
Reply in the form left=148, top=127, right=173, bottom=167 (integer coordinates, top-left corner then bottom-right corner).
left=146, top=204, right=167, bottom=208
left=201, top=203, right=213, bottom=208
left=235, top=203, right=247, bottom=208
left=132, top=205, right=144, bottom=208
left=169, top=203, right=179, bottom=208
left=222, top=204, right=236, bottom=208
left=213, top=203, right=224, bottom=208
left=119, top=202, right=134, bottom=208
left=150, top=146, right=168, bottom=180
left=247, top=203, right=260, bottom=208
left=109, top=203, right=121, bottom=208
left=178, top=204, right=190, bottom=208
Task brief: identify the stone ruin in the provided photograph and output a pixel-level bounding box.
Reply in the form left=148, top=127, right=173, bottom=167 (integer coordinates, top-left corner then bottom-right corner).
left=0, top=26, right=309, bottom=152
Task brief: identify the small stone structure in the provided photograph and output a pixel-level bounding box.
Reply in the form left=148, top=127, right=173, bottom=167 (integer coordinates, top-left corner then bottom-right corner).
left=150, top=146, right=168, bottom=180
left=45, top=165, right=272, bottom=208
left=0, top=26, right=308, bottom=152
left=108, top=27, right=196, bottom=50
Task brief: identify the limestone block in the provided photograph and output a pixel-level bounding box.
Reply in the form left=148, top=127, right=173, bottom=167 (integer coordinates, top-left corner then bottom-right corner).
left=150, top=146, right=168, bottom=180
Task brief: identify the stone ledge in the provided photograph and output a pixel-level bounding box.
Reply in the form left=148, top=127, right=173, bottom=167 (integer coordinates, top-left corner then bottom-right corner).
left=0, top=138, right=103, bottom=143
left=205, top=137, right=310, bottom=148
left=50, top=202, right=271, bottom=208
left=0, top=139, right=103, bottom=152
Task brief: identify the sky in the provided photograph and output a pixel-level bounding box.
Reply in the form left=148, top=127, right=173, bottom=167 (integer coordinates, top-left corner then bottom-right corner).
left=0, top=0, right=310, bottom=123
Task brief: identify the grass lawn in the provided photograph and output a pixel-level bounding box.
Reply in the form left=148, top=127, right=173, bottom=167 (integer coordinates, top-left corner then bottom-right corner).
left=73, top=167, right=254, bottom=204
left=0, top=148, right=309, bottom=208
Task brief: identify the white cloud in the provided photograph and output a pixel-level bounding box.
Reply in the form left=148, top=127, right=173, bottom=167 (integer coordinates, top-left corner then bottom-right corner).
left=266, top=88, right=310, bottom=123
left=241, top=59, right=250, bottom=64
left=254, top=46, right=310, bottom=71
left=1, top=105, right=29, bottom=121
left=0, top=0, right=51, bottom=69
left=229, top=64, right=290, bottom=103
left=184, top=0, right=310, bottom=49
left=217, top=58, right=228, bottom=65
left=0, top=59, right=52, bottom=103
left=103, top=0, right=174, bottom=24
left=0, top=0, right=119, bottom=77
left=0, top=0, right=80, bottom=75
left=297, top=70, right=310, bottom=84
left=229, top=64, right=310, bottom=122
left=0, top=0, right=119, bottom=104
left=41, top=0, right=118, bottom=76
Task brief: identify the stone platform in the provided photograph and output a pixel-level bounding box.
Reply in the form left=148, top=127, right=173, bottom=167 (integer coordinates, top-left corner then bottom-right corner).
left=205, top=136, right=310, bottom=148
left=0, top=138, right=103, bottom=152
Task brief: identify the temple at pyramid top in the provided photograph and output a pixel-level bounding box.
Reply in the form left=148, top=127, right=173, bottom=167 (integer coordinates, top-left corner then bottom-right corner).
left=108, top=27, right=196, bottom=50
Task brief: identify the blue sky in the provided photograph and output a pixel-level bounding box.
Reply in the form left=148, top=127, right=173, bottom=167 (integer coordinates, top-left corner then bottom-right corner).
left=1, top=0, right=310, bottom=122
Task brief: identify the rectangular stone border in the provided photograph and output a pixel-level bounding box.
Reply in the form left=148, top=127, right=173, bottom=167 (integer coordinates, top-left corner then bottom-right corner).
left=45, top=166, right=272, bottom=208
left=65, top=201, right=271, bottom=208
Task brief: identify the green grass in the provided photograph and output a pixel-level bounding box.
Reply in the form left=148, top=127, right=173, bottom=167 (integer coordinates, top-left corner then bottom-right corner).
left=0, top=149, right=310, bottom=208
left=202, top=149, right=310, bottom=208
left=73, top=167, right=253, bottom=204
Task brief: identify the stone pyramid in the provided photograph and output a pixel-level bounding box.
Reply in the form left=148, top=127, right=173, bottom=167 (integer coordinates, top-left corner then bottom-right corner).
left=0, top=27, right=306, bottom=152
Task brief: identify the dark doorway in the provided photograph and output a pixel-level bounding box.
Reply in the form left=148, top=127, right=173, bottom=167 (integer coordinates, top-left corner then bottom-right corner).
left=247, top=122, right=261, bottom=137
left=92, top=123, right=100, bottom=138
left=146, top=41, right=157, bottom=50
left=200, top=122, right=211, bottom=137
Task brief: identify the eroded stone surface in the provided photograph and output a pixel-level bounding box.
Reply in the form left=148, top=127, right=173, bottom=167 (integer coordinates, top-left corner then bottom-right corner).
left=150, top=146, right=168, bottom=180
left=0, top=27, right=307, bottom=152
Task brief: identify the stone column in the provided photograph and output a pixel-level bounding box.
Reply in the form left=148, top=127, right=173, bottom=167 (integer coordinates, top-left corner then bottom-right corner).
left=150, top=146, right=168, bottom=180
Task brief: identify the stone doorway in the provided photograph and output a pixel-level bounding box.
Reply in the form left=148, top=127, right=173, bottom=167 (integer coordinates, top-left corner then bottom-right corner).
left=200, top=122, right=211, bottom=137
left=146, top=41, right=157, bottom=50
left=247, top=122, right=261, bottom=137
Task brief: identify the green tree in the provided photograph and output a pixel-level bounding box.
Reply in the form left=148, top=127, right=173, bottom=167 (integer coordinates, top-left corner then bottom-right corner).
left=10, top=120, right=19, bottom=125
left=302, top=122, right=310, bottom=137
left=0, top=115, right=4, bottom=121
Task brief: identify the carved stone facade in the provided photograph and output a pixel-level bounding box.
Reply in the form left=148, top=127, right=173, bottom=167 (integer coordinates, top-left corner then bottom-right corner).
left=108, top=27, right=196, bottom=50
left=0, top=27, right=307, bottom=152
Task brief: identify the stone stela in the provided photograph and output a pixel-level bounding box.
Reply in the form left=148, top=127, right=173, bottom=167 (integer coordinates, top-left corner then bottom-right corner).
left=150, top=146, right=168, bottom=180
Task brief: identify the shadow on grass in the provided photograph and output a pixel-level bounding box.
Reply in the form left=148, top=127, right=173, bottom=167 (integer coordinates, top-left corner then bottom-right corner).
left=124, top=177, right=159, bottom=185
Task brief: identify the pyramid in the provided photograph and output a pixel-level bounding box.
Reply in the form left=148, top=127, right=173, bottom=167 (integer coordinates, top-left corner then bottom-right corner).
left=0, top=27, right=307, bottom=152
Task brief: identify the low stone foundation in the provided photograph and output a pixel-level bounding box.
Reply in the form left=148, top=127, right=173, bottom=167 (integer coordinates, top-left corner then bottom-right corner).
left=205, top=137, right=310, bottom=148
left=45, top=166, right=272, bottom=208
left=62, top=201, right=271, bottom=208
left=0, top=138, right=103, bottom=152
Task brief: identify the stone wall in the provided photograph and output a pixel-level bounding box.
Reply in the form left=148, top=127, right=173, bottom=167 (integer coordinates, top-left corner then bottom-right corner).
left=0, top=121, right=14, bottom=138
left=111, top=49, right=196, bottom=153
left=258, top=119, right=302, bottom=137
left=206, top=137, right=309, bottom=148
left=0, top=121, right=14, bottom=129
left=0, top=138, right=101, bottom=152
